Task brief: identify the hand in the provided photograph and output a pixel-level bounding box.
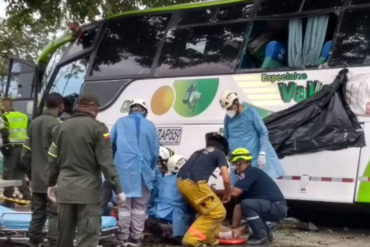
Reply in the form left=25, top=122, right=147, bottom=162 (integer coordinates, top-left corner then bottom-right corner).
left=47, top=186, right=57, bottom=202
left=117, top=192, right=126, bottom=206
left=258, top=151, right=266, bottom=169
left=221, top=194, right=231, bottom=204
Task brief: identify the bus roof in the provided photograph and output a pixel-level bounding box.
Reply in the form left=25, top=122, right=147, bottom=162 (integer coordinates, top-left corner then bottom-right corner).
left=36, top=0, right=251, bottom=66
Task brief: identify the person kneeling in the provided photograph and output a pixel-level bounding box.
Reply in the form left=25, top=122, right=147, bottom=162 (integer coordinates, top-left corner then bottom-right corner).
left=147, top=153, right=192, bottom=245
left=216, top=148, right=288, bottom=245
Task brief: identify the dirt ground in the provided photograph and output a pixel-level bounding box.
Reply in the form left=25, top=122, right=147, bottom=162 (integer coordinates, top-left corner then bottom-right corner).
left=270, top=227, right=370, bottom=247
left=0, top=226, right=369, bottom=247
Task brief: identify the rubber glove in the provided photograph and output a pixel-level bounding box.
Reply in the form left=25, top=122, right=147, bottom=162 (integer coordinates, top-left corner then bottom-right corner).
left=117, top=192, right=126, bottom=206
left=47, top=186, right=57, bottom=202
left=258, top=151, right=266, bottom=169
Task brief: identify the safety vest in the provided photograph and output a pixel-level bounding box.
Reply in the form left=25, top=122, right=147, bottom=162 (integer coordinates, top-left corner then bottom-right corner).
left=3, top=111, right=28, bottom=144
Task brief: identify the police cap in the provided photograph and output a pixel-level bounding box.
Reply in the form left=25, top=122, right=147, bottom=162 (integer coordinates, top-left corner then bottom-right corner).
left=76, top=94, right=100, bottom=106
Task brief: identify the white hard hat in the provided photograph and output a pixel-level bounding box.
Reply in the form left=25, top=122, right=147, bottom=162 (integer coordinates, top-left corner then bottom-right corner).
left=167, top=154, right=186, bottom=174
left=219, top=91, right=238, bottom=109
left=130, top=99, right=147, bottom=111
left=159, top=146, right=171, bottom=161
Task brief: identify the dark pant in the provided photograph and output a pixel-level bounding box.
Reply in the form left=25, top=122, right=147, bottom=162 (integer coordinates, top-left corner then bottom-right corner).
left=57, top=203, right=101, bottom=247
left=28, top=193, right=58, bottom=246
left=101, top=180, right=113, bottom=215
left=2, top=146, right=31, bottom=200
left=240, top=199, right=287, bottom=239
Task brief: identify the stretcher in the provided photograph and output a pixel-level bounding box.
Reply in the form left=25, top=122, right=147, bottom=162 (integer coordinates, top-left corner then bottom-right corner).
left=0, top=205, right=118, bottom=245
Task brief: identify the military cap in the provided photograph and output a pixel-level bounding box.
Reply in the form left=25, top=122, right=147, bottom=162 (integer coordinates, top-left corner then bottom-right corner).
left=76, top=94, right=100, bottom=106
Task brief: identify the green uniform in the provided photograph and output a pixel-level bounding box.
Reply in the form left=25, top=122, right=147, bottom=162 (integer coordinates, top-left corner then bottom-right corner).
left=0, top=111, right=31, bottom=200
left=48, top=111, right=122, bottom=247
left=22, top=110, right=60, bottom=246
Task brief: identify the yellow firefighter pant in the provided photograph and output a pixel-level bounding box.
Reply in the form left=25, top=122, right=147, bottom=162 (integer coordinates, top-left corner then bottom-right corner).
left=177, top=179, right=226, bottom=247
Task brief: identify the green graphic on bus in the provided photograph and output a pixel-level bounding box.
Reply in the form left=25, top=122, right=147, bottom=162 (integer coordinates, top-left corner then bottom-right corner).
left=357, top=161, right=370, bottom=203
left=173, top=78, right=219, bottom=117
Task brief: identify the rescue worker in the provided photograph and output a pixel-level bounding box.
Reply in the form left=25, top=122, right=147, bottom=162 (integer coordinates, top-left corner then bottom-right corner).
left=219, top=91, right=284, bottom=182
left=0, top=97, right=31, bottom=202
left=216, top=148, right=287, bottom=245
left=111, top=99, right=159, bottom=246
left=147, top=153, right=191, bottom=244
left=47, top=94, right=126, bottom=247
left=21, top=93, right=64, bottom=247
left=177, top=132, right=232, bottom=247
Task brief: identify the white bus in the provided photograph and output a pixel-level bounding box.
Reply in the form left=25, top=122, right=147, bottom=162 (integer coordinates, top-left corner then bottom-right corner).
left=5, top=0, right=370, bottom=205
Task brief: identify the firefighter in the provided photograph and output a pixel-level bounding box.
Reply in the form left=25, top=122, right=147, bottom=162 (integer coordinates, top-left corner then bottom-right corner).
left=177, top=132, right=231, bottom=247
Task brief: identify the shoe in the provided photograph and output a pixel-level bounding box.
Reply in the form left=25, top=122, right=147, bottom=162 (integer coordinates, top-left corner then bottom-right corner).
left=247, top=236, right=269, bottom=245
left=120, top=239, right=130, bottom=247
left=128, top=238, right=142, bottom=247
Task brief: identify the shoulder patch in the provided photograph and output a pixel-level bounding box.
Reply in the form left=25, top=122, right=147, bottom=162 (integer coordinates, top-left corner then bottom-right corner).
left=103, top=133, right=110, bottom=140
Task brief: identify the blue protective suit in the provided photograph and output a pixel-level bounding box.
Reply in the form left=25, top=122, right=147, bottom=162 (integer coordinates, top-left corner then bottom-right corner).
left=111, top=113, right=159, bottom=198
left=148, top=174, right=191, bottom=237
left=224, top=104, right=284, bottom=181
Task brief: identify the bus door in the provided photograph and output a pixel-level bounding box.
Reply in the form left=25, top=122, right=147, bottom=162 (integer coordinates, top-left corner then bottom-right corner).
left=6, top=57, right=38, bottom=118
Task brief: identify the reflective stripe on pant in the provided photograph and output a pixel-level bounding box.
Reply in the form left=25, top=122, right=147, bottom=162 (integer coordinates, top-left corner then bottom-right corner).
left=118, top=184, right=151, bottom=240
left=28, top=193, right=58, bottom=246
left=57, top=203, right=101, bottom=247
left=240, top=199, right=287, bottom=239
left=177, top=179, right=226, bottom=247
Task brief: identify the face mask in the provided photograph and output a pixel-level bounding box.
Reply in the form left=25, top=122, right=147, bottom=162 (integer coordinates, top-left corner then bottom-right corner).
left=226, top=109, right=237, bottom=118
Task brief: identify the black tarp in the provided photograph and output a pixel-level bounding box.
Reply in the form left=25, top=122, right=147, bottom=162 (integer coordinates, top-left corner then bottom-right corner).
left=264, top=69, right=365, bottom=158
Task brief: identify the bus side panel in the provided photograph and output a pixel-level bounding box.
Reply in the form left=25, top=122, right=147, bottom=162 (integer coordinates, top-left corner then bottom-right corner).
left=355, top=121, right=370, bottom=203
left=277, top=149, right=359, bottom=203
left=97, top=68, right=365, bottom=204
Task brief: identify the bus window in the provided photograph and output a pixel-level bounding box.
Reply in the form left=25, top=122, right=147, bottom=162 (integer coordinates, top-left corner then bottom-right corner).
left=155, top=22, right=247, bottom=77
left=65, top=25, right=99, bottom=57
left=257, top=0, right=302, bottom=16
left=81, top=79, right=132, bottom=109
left=329, top=8, right=370, bottom=67
left=89, top=14, right=170, bottom=79
left=302, top=0, right=345, bottom=11
left=176, top=8, right=217, bottom=26
left=176, top=3, right=256, bottom=25
left=7, top=60, right=35, bottom=99
left=239, top=13, right=338, bottom=70
left=40, top=46, right=66, bottom=93
left=351, top=0, right=370, bottom=5
left=50, top=57, right=89, bottom=96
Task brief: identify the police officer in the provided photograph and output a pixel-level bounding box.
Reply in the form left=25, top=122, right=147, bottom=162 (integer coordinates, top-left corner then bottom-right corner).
left=47, top=94, right=126, bottom=247
left=0, top=97, right=31, bottom=202
left=21, top=93, right=64, bottom=247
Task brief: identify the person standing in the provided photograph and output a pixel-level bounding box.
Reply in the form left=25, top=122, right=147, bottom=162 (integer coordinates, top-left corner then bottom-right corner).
left=0, top=97, right=31, bottom=202
left=111, top=99, right=159, bottom=246
left=47, top=94, right=125, bottom=247
left=219, top=91, right=284, bottom=181
left=21, top=93, right=64, bottom=247
left=177, top=132, right=231, bottom=247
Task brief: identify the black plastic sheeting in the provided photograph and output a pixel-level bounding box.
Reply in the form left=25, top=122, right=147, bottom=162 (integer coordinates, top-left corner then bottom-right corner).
left=264, top=69, right=365, bottom=158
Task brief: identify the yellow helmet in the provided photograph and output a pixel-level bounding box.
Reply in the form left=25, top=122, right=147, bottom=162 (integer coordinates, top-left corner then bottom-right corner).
left=230, top=148, right=252, bottom=163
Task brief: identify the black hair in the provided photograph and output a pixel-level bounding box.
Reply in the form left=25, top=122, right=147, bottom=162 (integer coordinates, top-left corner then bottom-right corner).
left=46, top=93, right=64, bottom=108
left=205, top=132, right=229, bottom=155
